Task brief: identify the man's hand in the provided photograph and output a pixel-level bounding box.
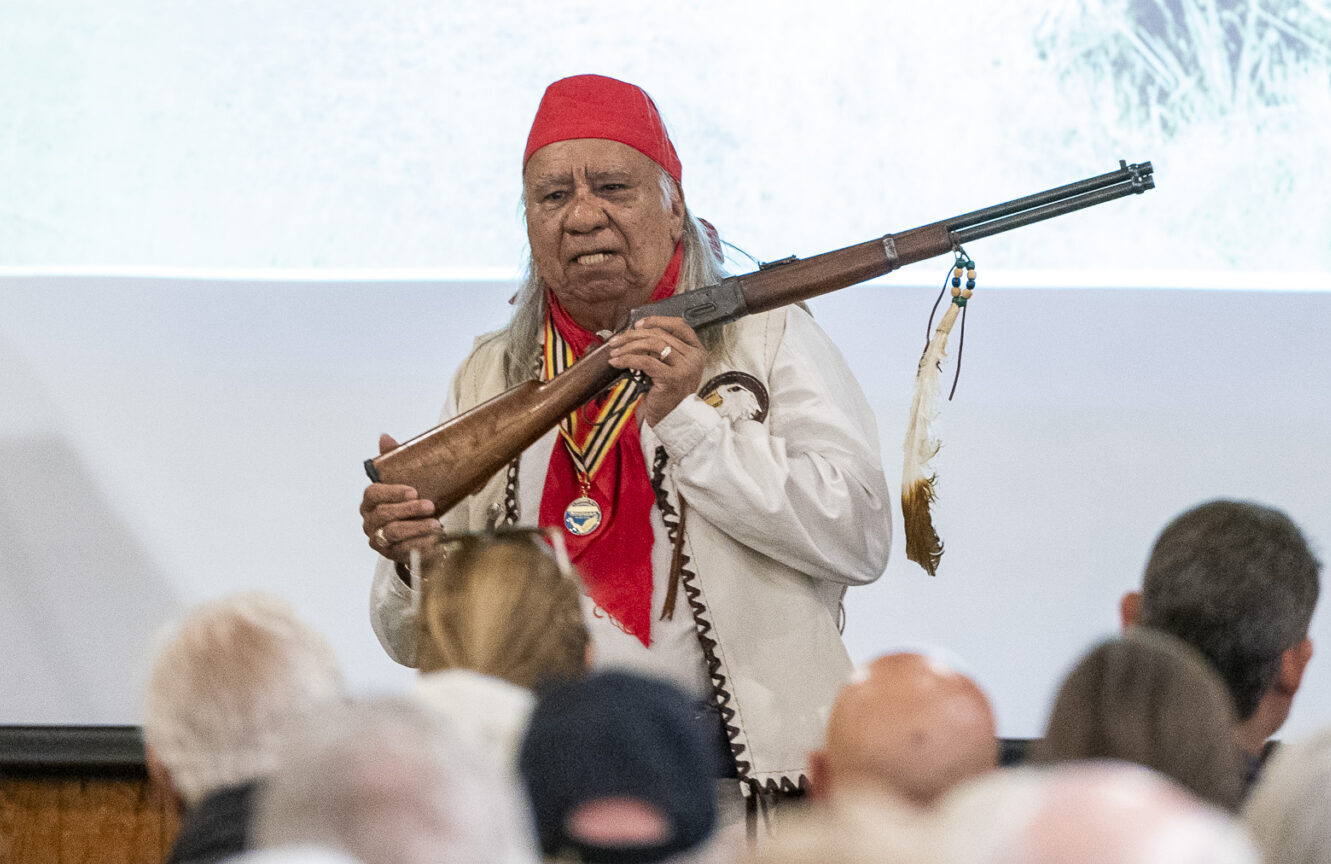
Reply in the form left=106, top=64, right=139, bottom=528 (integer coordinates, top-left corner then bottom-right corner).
left=360, top=433, right=443, bottom=563
left=608, top=316, right=705, bottom=427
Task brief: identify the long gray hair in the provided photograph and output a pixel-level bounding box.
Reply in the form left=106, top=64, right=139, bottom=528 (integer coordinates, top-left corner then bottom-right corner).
left=502, top=172, right=729, bottom=387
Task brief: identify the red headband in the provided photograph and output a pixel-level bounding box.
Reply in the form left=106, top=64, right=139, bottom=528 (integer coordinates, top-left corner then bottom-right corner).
left=523, top=74, right=682, bottom=184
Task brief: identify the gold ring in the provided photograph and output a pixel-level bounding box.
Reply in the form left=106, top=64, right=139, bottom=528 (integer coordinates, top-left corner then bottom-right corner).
left=659, top=345, right=672, bottom=360
left=374, top=527, right=388, bottom=548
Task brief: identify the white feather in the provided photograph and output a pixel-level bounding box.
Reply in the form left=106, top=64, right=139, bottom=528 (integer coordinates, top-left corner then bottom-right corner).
left=902, top=300, right=962, bottom=575
left=903, top=320, right=952, bottom=491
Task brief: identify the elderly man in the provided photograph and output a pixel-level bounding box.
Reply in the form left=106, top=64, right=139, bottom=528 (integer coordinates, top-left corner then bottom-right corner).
left=1119, top=499, right=1321, bottom=792
left=808, top=652, right=997, bottom=807
left=360, top=74, right=891, bottom=798
left=143, top=593, right=344, bottom=864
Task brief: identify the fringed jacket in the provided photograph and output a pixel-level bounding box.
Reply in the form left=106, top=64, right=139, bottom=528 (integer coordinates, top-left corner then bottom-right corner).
left=371, top=305, right=891, bottom=798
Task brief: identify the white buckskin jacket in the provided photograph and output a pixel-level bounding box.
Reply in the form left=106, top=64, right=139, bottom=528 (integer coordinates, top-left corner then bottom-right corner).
left=371, top=304, right=891, bottom=798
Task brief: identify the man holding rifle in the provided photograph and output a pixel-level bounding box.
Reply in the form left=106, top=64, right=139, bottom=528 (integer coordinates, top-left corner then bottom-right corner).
left=360, top=74, right=891, bottom=799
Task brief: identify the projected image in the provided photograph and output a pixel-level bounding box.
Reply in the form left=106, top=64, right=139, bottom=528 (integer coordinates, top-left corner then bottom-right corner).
left=1035, top=0, right=1331, bottom=268
left=2, top=0, right=1328, bottom=273
left=1039, top=0, right=1330, bottom=135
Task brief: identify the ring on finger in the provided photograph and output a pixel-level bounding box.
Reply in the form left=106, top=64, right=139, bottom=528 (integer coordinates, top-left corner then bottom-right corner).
left=374, top=527, right=388, bottom=548
left=659, top=345, right=672, bottom=360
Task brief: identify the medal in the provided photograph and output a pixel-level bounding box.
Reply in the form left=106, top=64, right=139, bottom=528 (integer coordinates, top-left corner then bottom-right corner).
left=564, top=495, right=603, bottom=536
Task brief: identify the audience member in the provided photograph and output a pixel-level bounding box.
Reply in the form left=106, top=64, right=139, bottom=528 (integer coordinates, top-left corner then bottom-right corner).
left=412, top=668, right=536, bottom=779
left=808, top=652, right=996, bottom=807
left=249, top=697, right=535, bottom=864
left=416, top=529, right=589, bottom=686
left=745, top=791, right=933, bottom=864
left=519, top=671, right=717, bottom=863
left=1032, top=631, right=1245, bottom=810
left=1121, top=498, right=1321, bottom=789
left=935, top=762, right=1260, bottom=864
left=412, top=530, right=591, bottom=773
left=143, top=593, right=344, bottom=864
left=1243, top=724, right=1331, bottom=864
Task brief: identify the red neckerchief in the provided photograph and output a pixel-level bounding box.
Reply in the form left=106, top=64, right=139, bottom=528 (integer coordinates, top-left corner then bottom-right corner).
left=538, top=245, right=682, bottom=647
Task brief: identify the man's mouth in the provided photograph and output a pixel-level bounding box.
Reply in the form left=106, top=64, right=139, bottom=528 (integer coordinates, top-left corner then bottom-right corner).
left=573, top=252, right=615, bottom=266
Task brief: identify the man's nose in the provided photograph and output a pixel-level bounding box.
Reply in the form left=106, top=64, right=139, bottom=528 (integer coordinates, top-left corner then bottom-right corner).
left=564, top=187, right=608, bottom=233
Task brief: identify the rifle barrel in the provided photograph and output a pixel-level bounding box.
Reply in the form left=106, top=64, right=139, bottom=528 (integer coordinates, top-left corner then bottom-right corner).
left=952, top=174, right=1155, bottom=245
left=944, top=161, right=1153, bottom=231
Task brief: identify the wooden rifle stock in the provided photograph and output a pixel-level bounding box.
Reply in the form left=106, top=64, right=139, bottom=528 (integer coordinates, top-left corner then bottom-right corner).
left=366, top=160, right=1155, bottom=515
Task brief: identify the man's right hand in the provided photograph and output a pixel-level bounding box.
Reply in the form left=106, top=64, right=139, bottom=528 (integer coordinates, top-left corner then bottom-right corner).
left=360, top=433, right=443, bottom=564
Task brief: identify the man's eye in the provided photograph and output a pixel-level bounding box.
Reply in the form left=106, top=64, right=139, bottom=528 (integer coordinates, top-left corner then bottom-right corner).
left=543, top=190, right=566, bottom=203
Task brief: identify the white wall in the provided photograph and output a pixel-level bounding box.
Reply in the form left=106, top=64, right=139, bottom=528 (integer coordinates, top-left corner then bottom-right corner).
left=3, top=273, right=1328, bottom=738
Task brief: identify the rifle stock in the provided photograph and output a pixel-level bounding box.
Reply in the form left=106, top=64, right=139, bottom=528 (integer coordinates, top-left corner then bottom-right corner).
left=366, top=160, right=1154, bottom=516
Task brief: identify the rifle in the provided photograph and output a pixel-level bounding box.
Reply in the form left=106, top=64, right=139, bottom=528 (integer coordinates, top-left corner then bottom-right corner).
left=365, top=160, right=1155, bottom=518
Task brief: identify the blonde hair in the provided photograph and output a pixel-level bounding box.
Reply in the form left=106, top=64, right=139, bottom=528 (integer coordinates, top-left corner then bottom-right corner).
left=418, top=533, right=589, bottom=690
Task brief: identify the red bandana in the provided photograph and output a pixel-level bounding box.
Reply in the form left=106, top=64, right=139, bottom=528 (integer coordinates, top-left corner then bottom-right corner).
left=524, top=74, right=682, bottom=183
left=538, top=245, right=682, bottom=646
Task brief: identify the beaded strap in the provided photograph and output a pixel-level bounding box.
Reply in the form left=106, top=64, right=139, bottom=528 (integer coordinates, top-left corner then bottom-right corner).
left=924, top=248, right=978, bottom=401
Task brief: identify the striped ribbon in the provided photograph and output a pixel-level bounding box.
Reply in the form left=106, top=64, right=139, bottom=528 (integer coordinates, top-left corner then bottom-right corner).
left=543, top=315, right=647, bottom=485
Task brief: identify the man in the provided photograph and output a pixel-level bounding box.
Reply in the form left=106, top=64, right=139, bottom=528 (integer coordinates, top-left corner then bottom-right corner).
left=1120, top=498, right=1321, bottom=790
left=142, top=593, right=344, bottom=864
left=808, top=652, right=997, bottom=807
left=360, top=74, right=892, bottom=798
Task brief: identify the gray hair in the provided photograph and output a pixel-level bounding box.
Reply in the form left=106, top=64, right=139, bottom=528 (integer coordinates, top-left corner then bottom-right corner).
left=1243, top=725, right=1331, bottom=864
left=936, top=763, right=1261, bottom=864
left=503, top=168, right=729, bottom=386
left=142, top=593, right=343, bottom=806
left=253, top=697, right=536, bottom=864
left=1140, top=499, right=1321, bottom=719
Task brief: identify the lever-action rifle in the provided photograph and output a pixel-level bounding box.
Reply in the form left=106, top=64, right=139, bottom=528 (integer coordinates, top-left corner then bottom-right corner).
left=365, top=160, right=1155, bottom=524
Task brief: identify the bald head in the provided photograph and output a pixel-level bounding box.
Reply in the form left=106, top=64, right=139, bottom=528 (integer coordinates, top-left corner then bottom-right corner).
left=811, top=653, right=997, bottom=806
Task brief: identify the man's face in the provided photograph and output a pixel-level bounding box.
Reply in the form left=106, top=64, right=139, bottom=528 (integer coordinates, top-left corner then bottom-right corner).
left=524, top=138, right=684, bottom=329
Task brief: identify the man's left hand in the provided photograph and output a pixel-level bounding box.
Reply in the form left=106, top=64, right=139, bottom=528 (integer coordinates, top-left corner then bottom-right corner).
left=608, top=315, right=705, bottom=427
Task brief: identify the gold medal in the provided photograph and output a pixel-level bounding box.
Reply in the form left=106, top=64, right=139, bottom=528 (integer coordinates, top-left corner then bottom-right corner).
left=564, top=496, right=603, bottom=536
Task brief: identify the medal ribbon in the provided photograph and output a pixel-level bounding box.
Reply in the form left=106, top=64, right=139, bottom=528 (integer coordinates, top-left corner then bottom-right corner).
left=537, top=244, right=682, bottom=647
left=543, top=316, right=648, bottom=486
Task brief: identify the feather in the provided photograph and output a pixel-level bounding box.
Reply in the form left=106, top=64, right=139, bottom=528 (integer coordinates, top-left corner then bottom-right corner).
left=902, top=302, right=962, bottom=576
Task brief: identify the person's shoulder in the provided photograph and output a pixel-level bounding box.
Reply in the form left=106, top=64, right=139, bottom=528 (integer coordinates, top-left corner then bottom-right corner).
left=465, top=327, right=511, bottom=364
left=729, top=302, right=819, bottom=335
left=455, top=327, right=515, bottom=377
left=722, top=303, right=827, bottom=363
left=450, top=328, right=514, bottom=410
